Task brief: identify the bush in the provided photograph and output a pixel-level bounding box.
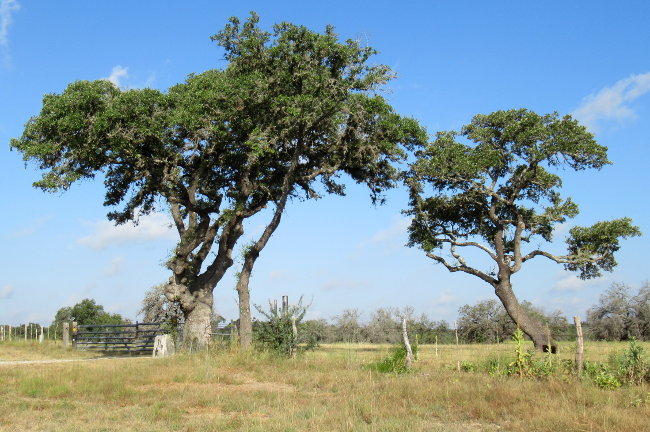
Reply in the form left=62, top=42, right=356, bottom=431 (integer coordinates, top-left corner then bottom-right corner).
left=253, top=297, right=314, bottom=356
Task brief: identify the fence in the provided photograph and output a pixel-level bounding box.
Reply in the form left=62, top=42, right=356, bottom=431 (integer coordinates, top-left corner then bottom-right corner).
left=73, top=322, right=163, bottom=354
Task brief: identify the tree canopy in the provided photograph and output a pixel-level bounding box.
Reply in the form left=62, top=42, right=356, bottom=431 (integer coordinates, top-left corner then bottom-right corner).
left=53, top=298, right=125, bottom=326
left=12, top=13, right=425, bottom=346
left=405, top=109, right=640, bottom=350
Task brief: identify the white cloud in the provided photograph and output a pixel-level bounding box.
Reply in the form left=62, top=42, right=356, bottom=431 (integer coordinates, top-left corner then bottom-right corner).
left=431, top=290, right=456, bottom=307
left=0, top=0, right=19, bottom=65
left=573, top=72, right=650, bottom=132
left=103, top=256, right=126, bottom=276
left=0, top=285, right=15, bottom=299
left=0, top=0, right=19, bottom=47
left=77, top=212, right=176, bottom=250
left=552, top=272, right=604, bottom=292
left=105, top=65, right=129, bottom=88
left=369, top=217, right=411, bottom=244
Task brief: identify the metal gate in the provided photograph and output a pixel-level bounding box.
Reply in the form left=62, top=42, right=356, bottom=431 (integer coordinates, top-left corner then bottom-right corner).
left=73, top=322, right=163, bottom=355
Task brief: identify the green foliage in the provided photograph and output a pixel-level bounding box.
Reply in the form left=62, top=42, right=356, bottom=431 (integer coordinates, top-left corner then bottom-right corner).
left=253, top=297, right=314, bottom=356
left=53, top=298, right=125, bottom=326
left=566, top=219, right=641, bottom=279
left=405, top=109, right=640, bottom=348
left=610, top=339, right=649, bottom=385
left=368, top=340, right=418, bottom=374
left=508, top=328, right=533, bottom=377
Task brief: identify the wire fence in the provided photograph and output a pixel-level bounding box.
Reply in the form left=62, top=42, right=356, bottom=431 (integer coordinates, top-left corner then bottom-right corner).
left=2, top=321, right=647, bottom=365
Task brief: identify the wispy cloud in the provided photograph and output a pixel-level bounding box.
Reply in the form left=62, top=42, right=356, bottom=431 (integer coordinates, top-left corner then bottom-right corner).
left=0, top=284, right=15, bottom=299
left=8, top=216, right=52, bottom=239
left=0, top=0, right=20, bottom=63
left=573, top=72, right=650, bottom=132
left=103, top=256, right=126, bottom=276
left=551, top=272, right=604, bottom=292
left=368, top=217, right=411, bottom=244
left=77, top=212, right=176, bottom=250
left=105, top=65, right=129, bottom=88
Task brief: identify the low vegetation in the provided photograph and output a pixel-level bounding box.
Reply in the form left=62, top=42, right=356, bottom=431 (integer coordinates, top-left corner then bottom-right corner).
left=1, top=340, right=649, bottom=431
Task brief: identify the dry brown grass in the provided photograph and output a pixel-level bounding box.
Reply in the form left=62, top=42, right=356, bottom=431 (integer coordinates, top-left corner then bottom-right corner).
left=0, top=341, right=648, bottom=431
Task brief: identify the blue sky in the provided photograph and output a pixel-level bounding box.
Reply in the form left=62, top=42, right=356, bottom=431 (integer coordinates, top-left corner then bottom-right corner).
left=1, top=1, right=648, bottom=326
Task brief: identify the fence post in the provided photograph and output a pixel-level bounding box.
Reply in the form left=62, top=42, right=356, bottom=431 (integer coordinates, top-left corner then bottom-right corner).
left=574, top=316, right=584, bottom=376
left=63, top=323, right=69, bottom=347
left=402, top=319, right=413, bottom=369
left=71, top=322, right=78, bottom=348
left=1, top=325, right=4, bottom=341
left=24, top=324, right=27, bottom=341
left=39, top=326, right=44, bottom=344
left=290, top=315, right=298, bottom=358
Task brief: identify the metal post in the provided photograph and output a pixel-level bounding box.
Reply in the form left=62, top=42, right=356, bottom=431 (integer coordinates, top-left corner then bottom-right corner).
left=72, top=322, right=78, bottom=349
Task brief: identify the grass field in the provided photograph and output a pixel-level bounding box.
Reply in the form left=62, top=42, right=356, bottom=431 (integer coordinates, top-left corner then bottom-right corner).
left=1, top=341, right=649, bottom=431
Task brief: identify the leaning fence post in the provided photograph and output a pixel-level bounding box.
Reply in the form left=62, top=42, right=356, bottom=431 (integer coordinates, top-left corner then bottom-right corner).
left=402, top=319, right=413, bottom=369
left=574, top=316, right=584, bottom=376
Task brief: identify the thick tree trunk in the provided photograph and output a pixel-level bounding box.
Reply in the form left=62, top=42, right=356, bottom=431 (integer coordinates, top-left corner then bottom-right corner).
left=166, top=282, right=214, bottom=348
left=494, top=281, right=556, bottom=352
left=236, top=262, right=254, bottom=350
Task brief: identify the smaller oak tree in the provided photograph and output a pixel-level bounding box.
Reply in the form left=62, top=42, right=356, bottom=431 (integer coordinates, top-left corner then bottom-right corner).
left=405, top=109, right=640, bottom=351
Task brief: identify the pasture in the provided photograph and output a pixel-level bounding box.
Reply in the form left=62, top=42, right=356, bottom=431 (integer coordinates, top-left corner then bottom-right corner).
left=1, top=341, right=649, bottom=431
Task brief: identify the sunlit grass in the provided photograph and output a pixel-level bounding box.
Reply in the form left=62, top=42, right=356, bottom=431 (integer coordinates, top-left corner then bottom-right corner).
left=0, top=341, right=648, bottom=431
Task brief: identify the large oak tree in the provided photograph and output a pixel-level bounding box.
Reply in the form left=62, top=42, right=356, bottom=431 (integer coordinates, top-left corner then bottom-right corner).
left=405, top=109, right=640, bottom=351
left=12, top=14, right=425, bottom=347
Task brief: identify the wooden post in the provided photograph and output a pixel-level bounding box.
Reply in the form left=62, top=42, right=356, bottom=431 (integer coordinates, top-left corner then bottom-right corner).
left=72, top=322, right=78, bottom=348
left=1, top=325, right=4, bottom=341
left=454, top=320, right=460, bottom=372
left=402, top=319, right=413, bottom=369
left=290, top=315, right=298, bottom=358
left=574, top=316, right=584, bottom=376
left=63, top=322, right=69, bottom=347
left=273, top=299, right=278, bottom=316
left=8, top=325, right=11, bottom=341
left=435, top=335, right=438, bottom=357
left=39, top=326, right=44, bottom=343
left=24, top=324, right=27, bottom=341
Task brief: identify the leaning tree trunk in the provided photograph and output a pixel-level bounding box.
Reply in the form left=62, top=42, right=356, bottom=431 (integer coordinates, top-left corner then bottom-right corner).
left=494, top=280, right=555, bottom=352
left=236, top=256, right=255, bottom=350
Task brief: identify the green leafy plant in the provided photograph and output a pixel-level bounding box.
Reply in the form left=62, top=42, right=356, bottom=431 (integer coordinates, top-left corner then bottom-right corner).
left=368, top=341, right=418, bottom=374
left=610, top=338, right=649, bottom=385
left=508, top=327, right=533, bottom=377
left=253, top=297, right=314, bottom=357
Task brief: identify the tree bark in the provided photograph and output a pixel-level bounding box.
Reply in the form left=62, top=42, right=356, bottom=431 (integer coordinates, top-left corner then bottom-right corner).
left=236, top=260, right=254, bottom=350
left=180, top=291, right=214, bottom=348
left=166, top=281, right=215, bottom=348
left=494, top=280, right=556, bottom=352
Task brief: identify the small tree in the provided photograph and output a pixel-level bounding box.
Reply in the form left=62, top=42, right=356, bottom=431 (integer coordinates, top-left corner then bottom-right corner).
left=139, top=283, right=184, bottom=336
left=587, top=282, right=650, bottom=341
left=405, top=109, right=640, bottom=351
left=54, top=298, right=125, bottom=326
